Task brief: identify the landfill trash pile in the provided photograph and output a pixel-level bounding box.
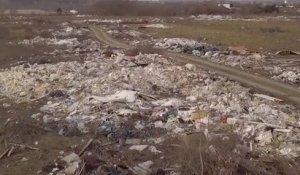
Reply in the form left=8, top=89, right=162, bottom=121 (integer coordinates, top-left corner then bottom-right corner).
left=208, top=52, right=265, bottom=67
left=1, top=29, right=300, bottom=160
left=1, top=17, right=300, bottom=174
left=83, top=19, right=123, bottom=24
left=53, top=25, right=85, bottom=37
left=155, top=38, right=218, bottom=56
left=155, top=38, right=265, bottom=67
left=1, top=48, right=300, bottom=174
left=189, top=15, right=298, bottom=21
left=155, top=37, right=300, bottom=86
left=211, top=53, right=300, bottom=86
left=16, top=36, right=80, bottom=48
left=107, top=29, right=143, bottom=39
left=272, top=70, right=300, bottom=84
left=12, top=22, right=88, bottom=48
left=190, top=15, right=231, bottom=21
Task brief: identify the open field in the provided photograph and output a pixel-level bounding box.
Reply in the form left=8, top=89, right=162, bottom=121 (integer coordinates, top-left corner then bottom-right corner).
left=141, top=19, right=300, bottom=52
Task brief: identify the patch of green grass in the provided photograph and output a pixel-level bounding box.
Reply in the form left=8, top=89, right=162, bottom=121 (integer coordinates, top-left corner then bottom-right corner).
left=144, top=20, right=300, bottom=52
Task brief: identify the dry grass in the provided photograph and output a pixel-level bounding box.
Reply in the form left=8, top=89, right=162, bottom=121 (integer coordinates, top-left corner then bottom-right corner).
left=141, top=20, right=300, bottom=52
left=85, top=1, right=231, bottom=16
left=177, top=132, right=300, bottom=175
left=84, top=1, right=300, bottom=16
left=0, top=23, right=35, bottom=41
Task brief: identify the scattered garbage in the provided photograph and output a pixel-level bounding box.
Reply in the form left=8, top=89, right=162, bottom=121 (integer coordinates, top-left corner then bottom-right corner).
left=148, top=146, right=162, bottom=154
left=154, top=37, right=299, bottom=86
left=131, top=161, right=154, bottom=175
left=16, top=36, right=80, bottom=48
left=62, top=153, right=81, bottom=164
left=255, top=130, right=273, bottom=146
left=21, top=157, right=28, bottom=162
left=253, top=94, right=283, bottom=102
left=155, top=38, right=217, bottom=56
left=226, top=117, right=238, bottom=125
left=190, top=14, right=295, bottom=22
left=0, top=44, right=298, bottom=158
left=129, top=145, right=149, bottom=152
left=1, top=15, right=300, bottom=175
left=89, top=90, right=137, bottom=103
left=144, top=24, right=169, bottom=29
left=97, top=121, right=114, bottom=136
left=69, top=10, right=78, bottom=15
left=275, top=50, right=300, bottom=55
left=191, top=111, right=209, bottom=121
left=190, top=15, right=231, bottom=21
left=62, top=153, right=81, bottom=175
left=126, top=138, right=142, bottom=145
left=272, top=71, right=300, bottom=84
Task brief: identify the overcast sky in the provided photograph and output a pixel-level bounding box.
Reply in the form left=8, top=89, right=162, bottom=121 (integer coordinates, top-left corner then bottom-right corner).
left=0, top=0, right=297, bottom=4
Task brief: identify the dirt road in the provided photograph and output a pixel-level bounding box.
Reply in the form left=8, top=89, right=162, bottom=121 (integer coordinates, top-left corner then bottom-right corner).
left=90, top=25, right=300, bottom=106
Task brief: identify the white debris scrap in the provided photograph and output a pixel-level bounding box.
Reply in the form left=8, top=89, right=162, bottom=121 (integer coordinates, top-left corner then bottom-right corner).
left=17, top=36, right=45, bottom=45
left=254, top=94, right=283, bottom=102
left=131, top=161, right=154, bottom=175
left=89, top=90, right=137, bottom=103
left=255, top=130, right=273, bottom=146
left=62, top=153, right=81, bottom=164
left=70, top=10, right=78, bottom=14
left=144, top=24, right=169, bottom=29
left=85, top=19, right=122, bottom=24
left=148, top=146, right=162, bottom=154
left=152, top=98, right=182, bottom=107
left=129, top=145, right=148, bottom=152
left=48, top=38, right=79, bottom=46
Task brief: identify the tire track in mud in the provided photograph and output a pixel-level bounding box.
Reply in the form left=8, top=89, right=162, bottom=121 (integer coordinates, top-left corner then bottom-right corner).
left=90, top=25, right=133, bottom=49
left=89, top=25, right=300, bottom=107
